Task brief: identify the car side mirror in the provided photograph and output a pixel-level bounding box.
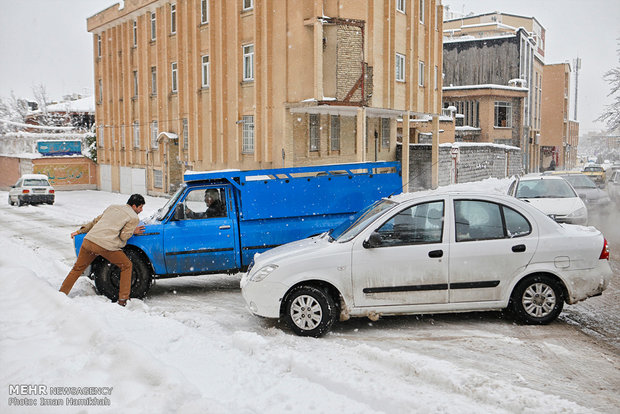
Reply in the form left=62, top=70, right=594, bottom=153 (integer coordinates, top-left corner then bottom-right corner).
left=363, top=232, right=382, bottom=249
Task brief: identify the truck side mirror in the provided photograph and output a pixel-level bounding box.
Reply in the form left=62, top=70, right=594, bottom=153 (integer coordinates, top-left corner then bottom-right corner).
left=363, top=232, right=382, bottom=249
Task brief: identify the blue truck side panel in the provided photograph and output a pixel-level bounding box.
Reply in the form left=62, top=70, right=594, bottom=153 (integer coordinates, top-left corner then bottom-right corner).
left=74, top=162, right=402, bottom=278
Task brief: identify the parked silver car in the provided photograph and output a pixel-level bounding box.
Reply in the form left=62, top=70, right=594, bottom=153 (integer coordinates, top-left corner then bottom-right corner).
left=558, top=174, right=612, bottom=214
left=8, top=174, right=55, bottom=206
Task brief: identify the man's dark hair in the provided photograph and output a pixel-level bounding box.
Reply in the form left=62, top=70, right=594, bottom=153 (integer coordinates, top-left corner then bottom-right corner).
left=127, top=194, right=145, bottom=207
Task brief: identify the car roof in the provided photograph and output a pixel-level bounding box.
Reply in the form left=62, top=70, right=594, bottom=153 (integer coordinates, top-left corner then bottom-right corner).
left=21, top=174, right=50, bottom=180
left=518, top=175, right=566, bottom=182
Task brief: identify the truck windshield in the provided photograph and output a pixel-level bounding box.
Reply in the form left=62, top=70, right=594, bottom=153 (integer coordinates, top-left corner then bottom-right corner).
left=330, top=199, right=396, bottom=242
left=155, top=184, right=186, bottom=221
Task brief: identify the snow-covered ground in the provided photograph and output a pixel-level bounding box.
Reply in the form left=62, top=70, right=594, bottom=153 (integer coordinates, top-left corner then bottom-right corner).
left=1, top=181, right=618, bottom=414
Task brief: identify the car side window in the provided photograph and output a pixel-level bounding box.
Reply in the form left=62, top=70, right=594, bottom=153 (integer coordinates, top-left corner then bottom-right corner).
left=174, top=187, right=227, bottom=220
left=455, top=200, right=531, bottom=242
left=454, top=200, right=504, bottom=242
left=375, top=201, right=444, bottom=247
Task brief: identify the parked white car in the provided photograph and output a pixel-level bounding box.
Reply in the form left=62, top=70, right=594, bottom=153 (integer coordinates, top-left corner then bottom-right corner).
left=507, top=175, right=588, bottom=225
left=241, top=192, right=611, bottom=337
left=8, top=174, right=55, bottom=206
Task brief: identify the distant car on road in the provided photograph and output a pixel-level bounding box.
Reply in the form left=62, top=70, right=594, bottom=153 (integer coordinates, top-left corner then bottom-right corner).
left=8, top=174, right=55, bottom=206
left=507, top=175, right=588, bottom=225
left=582, top=164, right=606, bottom=187
left=557, top=174, right=612, bottom=214
left=241, top=192, right=612, bottom=337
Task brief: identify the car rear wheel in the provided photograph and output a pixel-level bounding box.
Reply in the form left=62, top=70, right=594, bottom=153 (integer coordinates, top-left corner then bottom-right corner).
left=284, top=285, right=338, bottom=337
left=511, top=274, right=564, bottom=324
left=93, top=250, right=153, bottom=301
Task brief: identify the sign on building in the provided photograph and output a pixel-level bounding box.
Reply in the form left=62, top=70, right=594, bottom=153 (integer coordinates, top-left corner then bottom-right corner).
left=36, top=140, right=82, bottom=156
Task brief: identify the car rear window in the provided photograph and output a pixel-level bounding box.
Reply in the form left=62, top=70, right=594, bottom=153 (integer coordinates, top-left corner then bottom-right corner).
left=23, top=179, right=50, bottom=186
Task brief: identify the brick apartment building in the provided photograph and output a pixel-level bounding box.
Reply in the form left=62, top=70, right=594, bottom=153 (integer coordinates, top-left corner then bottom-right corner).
left=88, top=0, right=444, bottom=195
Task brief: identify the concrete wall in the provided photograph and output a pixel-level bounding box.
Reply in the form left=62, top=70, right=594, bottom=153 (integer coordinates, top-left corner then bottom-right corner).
left=397, top=142, right=522, bottom=192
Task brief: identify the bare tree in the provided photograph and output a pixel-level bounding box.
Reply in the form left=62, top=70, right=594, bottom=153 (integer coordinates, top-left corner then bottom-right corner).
left=598, top=39, right=620, bottom=132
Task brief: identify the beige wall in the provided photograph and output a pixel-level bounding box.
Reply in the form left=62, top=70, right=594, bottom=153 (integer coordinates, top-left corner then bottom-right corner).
left=88, top=0, right=444, bottom=193
left=541, top=63, right=571, bottom=168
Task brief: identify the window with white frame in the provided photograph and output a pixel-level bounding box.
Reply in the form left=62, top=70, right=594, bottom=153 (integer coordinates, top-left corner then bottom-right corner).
left=97, top=35, right=101, bottom=57
left=151, top=67, right=157, bottom=95
left=98, top=126, right=104, bottom=146
left=133, top=122, right=140, bottom=148
left=171, top=62, right=178, bottom=92
left=201, top=55, right=210, bottom=87
left=243, top=0, right=253, bottom=11
left=132, top=20, right=137, bottom=46
left=494, top=101, right=512, bottom=128
left=153, top=170, right=163, bottom=188
left=434, top=65, right=438, bottom=90
left=243, top=44, right=254, bottom=81
left=182, top=118, right=189, bottom=149
left=419, top=61, right=425, bottom=87
left=330, top=115, right=340, bottom=151
left=242, top=115, right=254, bottom=153
left=381, top=118, right=390, bottom=148
left=201, top=0, right=209, bottom=24
left=395, top=53, right=405, bottom=82
left=98, top=79, right=103, bottom=103
left=396, top=0, right=405, bottom=13
left=420, top=0, right=425, bottom=23
left=309, top=114, right=320, bottom=151
left=150, top=12, right=156, bottom=41
left=151, top=120, right=159, bottom=148
left=133, top=71, right=138, bottom=97
left=170, top=4, right=176, bottom=34
left=120, top=128, right=125, bottom=150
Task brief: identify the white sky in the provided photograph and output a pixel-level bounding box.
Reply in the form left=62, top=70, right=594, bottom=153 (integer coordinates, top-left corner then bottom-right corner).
left=0, top=0, right=619, bottom=133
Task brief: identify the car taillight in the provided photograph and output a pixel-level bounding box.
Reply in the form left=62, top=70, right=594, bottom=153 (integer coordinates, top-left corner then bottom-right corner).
left=22, top=189, right=30, bottom=194
left=49, top=189, right=55, bottom=193
left=600, top=238, right=610, bottom=260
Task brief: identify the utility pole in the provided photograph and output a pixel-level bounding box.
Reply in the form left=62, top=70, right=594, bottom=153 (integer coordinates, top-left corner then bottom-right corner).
left=573, top=57, right=581, bottom=120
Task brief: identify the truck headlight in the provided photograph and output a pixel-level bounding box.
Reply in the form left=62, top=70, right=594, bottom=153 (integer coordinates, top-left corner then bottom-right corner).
left=249, top=264, right=279, bottom=282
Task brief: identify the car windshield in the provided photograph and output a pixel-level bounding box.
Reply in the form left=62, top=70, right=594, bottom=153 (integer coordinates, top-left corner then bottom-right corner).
left=562, top=175, right=597, bottom=189
left=515, top=179, right=577, bottom=199
left=155, top=184, right=186, bottom=220
left=583, top=166, right=603, bottom=172
left=329, top=199, right=396, bottom=242
left=23, top=179, right=50, bottom=186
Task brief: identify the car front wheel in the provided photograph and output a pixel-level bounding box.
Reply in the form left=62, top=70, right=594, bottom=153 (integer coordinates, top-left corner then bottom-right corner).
left=93, top=250, right=153, bottom=301
left=511, top=274, right=564, bottom=324
left=284, top=285, right=338, bottom=337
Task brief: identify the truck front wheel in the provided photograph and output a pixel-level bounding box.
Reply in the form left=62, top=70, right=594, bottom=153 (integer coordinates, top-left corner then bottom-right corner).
left=93, top=250, right=153, bottom=301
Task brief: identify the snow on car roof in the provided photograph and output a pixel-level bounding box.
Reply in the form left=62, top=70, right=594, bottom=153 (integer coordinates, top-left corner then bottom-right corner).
left=21, top=174, right=50, bottom=180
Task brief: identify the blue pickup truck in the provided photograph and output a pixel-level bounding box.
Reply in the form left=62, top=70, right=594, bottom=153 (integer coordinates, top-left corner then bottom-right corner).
left=75, top=162, right=402, bottom=300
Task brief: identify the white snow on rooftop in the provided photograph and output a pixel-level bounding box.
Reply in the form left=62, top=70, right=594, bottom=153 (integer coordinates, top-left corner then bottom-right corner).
left=42, top=96, right=95, bottom=113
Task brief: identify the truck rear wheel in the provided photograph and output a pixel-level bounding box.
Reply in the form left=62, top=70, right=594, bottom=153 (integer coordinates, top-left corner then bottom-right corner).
left=93, top=250, right=153, bottom=301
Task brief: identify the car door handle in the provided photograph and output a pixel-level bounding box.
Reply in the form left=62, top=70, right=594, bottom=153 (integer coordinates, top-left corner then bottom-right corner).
left=428, top=250, right=443, bottom=258
left=512, top=244, right=526, bottom=253
left=219, top=225, right=231, bottom=230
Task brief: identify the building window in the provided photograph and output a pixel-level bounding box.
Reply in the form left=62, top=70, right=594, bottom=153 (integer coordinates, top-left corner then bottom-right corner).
left=150, top=12, right=156, bottom=41
left=98, top=126, right=104, bottom=147
left=381, top=118, right=390, bottom=148
left=133, top=71, right=138, bottom=97
left=201, top=0, right=209, bottom=24
left=153, top=170, right=163, bottom=188
left=309, top=114, right=320, bottom=152
left=419, top=61, right=425, bottom=87
left=330, top=115, right=340, bottom=151
left=182, top=118, right=189, bottom=149
left=170, top=4, right=176, bottom=34
left=98, top=79, right=103, bottom=103
left=434, top=65, right=438, bottom=90
left=151, top=67, right=157, bottom=95
left=201, top=55, right=210, bottom=87
left=242, top=115, right=254, bottom=153
left=243, top=44, right=254, bottom=81
left=396, top=0, right=405, bottom=13
left=133, top=122, right=140, bottom=148
left=494, top=101, right=512, bottom=128
left=151, top=120, right=159, bottom=148
left=132, top=20, right=137, bottom=46
left=171, top=62, right=178, bottom=92
left=97, top=35, right=101, bottom=57
left=420, top=0, right=425, bottom=23
left=243, top=0, right=253, bottom=11
left=395, top=53, right=405, bottom=82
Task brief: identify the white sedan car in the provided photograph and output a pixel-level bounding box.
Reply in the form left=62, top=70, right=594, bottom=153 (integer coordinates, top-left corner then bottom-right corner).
left=241, top=192, right=611, bottom=337
left=507, top=175, right=588, bottom=225
left=8, top=174, right=55, bottom=206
